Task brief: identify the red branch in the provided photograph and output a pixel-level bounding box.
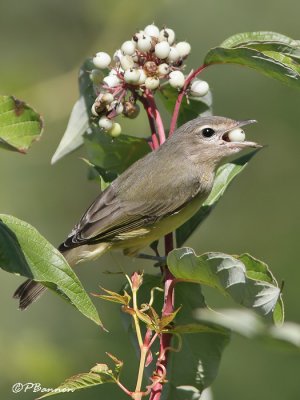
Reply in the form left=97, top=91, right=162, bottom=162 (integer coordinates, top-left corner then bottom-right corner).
left=169, top=64, right=207, bottom=136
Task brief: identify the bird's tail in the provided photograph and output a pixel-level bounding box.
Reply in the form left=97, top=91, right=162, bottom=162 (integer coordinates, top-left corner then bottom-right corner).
left=13, top=279, right=47, bottom=310
left=13, top=246, right=74, bottom=310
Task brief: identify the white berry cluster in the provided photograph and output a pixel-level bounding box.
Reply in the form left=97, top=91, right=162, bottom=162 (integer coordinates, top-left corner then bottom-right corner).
left=90, top=24, right=210, bottom=136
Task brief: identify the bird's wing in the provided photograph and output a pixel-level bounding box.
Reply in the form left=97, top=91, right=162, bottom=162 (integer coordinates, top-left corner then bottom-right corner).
left=60, top=174, right=200, bottom=251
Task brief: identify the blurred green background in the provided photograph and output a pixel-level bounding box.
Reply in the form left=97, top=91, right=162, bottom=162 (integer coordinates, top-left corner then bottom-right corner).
left=0, top=0, right=299, bottom=399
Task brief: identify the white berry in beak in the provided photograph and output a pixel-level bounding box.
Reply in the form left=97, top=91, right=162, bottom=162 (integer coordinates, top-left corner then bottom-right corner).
left=227, top=128, right=245, bottom=142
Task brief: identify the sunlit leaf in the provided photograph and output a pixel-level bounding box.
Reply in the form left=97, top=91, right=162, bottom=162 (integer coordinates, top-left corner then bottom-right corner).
left=205, top=31, right=300, bottom=88
left=176, top=150, right=258, bottom=247
left=0, top=95, right=42, bottom=153
left=0, top=214, right=102, bottom=327
left=167, top=248, right=283, bottom=322
left=51, top=96, right=88, bottom=164
left=195, top=309, right=300, bottom=351
left=37, top=366, right=115, bottom=399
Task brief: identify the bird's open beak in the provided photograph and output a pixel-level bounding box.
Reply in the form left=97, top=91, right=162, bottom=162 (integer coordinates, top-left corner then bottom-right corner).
left=221, top=119, right=262, bottom=149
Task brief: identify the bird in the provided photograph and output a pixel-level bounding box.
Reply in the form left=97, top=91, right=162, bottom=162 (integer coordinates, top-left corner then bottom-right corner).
left=13, top=115, right=260, bottom=309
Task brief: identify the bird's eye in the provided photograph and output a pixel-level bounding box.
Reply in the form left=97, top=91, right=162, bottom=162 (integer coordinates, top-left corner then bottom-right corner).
left=202, top=127, right=216, bottom=138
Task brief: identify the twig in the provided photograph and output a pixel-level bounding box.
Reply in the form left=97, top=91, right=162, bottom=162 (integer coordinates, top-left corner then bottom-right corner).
left=169, top=64, right=207, bottom=135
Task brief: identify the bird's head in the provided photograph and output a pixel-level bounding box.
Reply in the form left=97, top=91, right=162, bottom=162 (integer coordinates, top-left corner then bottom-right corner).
left=173, top=116, right=261, bottom=167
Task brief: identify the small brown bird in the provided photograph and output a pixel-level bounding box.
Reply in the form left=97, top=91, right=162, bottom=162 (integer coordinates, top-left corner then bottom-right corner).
left=14, top=116, right=259, bottom=309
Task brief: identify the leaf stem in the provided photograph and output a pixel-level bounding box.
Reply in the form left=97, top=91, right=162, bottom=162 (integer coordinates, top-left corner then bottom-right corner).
left=169, top=64, right=207, bottom=135
left=132, top=289, right=144, bottom=348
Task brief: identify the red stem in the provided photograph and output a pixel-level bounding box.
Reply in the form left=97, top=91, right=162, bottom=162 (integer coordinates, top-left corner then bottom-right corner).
left=169, top=64, right=207, bottom=136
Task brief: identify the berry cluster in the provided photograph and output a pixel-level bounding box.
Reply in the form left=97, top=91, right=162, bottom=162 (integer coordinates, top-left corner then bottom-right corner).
left=89, top=24, right=210, bottom=137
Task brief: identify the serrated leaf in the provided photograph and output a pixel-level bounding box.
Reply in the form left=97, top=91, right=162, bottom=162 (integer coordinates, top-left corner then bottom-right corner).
left=204, top=31, right=300, bottom=88
left=51, top=96, right=88, bottom=164
left=0, top=214, right=102, bottom=327
left=195, top=309, right=300, bottom=351
left=158, top=85, right=212, bottom=128
left=176, top=150, right=258, bottom=247
left=37, top=370, right=115, bottom=399
left=167, top=248, right=282, bottom=321
left=0, top=95, right=42, bottom=153
left=84, top=128, right=150, bottom=183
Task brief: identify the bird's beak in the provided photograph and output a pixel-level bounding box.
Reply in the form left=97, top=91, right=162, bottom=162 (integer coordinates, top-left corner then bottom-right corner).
left=221, top=119, right=262, bottom=149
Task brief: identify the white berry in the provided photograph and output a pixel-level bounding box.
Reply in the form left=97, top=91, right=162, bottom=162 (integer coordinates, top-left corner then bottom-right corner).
left=145, top=77, right=160, bottom=90
left=124, top=68, right=141, bottom=84
left=108, top=122, right=122, bottom=137
left=121, top=40, right=136, bottom=56
left=157, top=63, right=169, bottom=76
left=91, top=103, right=99, bottom=116
left=228, top=128, right=246, bottom=142
left=120, top=55, right=134, bottom=71
left=111, top=101, right=124, bottom=115
left=113, top=49, right=123, bottom=62
left=103, top=75, right=121, bottom=88
left=155, top=42, right=170, bottom=59
left=169, top=71, right=185, bottom=89
left=93, top=52, right=111, bottom=69
left=99, top=116, right=113, bottom=130
left=190, top=80, right=210, bottom=97
left=137, top=35, right=152, bottom=52
left=159, top=28, right=175, bottom=45
left=138, top=69, right=147, bottom=84
left=167, top=47, right=180, bottom=63
left=176, top=41, right=191, bottom=58
left=144, top=24, right=160, bottom=38
left=102, top=93, right=114, bottom=104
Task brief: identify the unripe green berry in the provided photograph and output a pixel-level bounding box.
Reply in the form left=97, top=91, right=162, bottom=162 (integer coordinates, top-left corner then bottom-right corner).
left=159, top=28, right=175, bottom=45
left=93, top=52, right=111, bottom=69
left=190, top=80, right=210, bottom=97
left=145, top=76, right=160, bottom=90
left=124, top=68, right=141, bottom=84
left=169, top=70, right=185, bottom=89
left=121, top=40, right=136, bottom=56
left=155, top=42, right=170, bottom=59
left=108, top=122, right=122, bottom=137
left=144, top=24, right=160, bottom=38
left=175, top=41, right=191, bottom=58
left=99, top=116, right=113, bottom=130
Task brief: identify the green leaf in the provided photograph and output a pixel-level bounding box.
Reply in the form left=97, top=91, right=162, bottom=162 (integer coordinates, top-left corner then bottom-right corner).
left=84, top=128, right=150, bottom=182
left=195, top=309, right=300, bottom=351
left=167, top=248, right=283, bottom=322
left=164, top=282, right=230, bottom=398
left=0, top=95, right=42, bottom=153
left=204, top=31, right=300, bottom=88
left=158, top=85, right=212, bottom=127
left=37, top=367, right=115, bottom=399
left=0, top=214, right=103, bottom=327
left=176, top=150, right=258, bottom=247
